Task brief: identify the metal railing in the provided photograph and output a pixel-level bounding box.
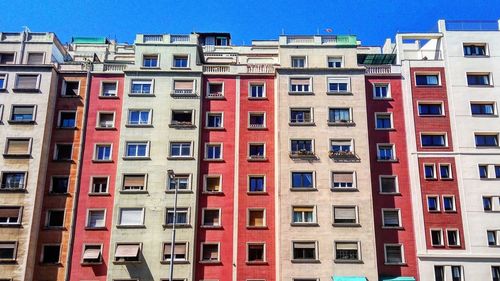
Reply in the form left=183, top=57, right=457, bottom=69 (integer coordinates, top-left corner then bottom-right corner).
left=445, top=20, right=499, bottom=31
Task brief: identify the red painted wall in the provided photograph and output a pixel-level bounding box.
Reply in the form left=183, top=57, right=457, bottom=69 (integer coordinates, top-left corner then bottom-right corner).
left=69, top=74, right=124, bottom=280
left=366, top=76, right=418, bottom=279
left=237, top=76, right=275, bottom=280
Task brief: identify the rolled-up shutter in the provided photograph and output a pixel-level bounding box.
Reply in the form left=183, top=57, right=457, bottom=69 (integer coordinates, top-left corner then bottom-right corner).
left=0, top=207, right=20, bottom=217
left=6, top=139, right=30, bottom=154
left=290, top=78, right=310, bottom=85
left=334, top=207, right=356, bottom=221
left=115, top=244, right=140, bottom=258
left=16, top=75, right=38, bottom=89
left=333, top=173, right=353, bottom=183
left=174, top=81, right=193, bottom=90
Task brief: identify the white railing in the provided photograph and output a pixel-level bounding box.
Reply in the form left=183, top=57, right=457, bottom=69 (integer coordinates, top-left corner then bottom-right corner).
left=103, top=64, right=127, bottom=72
left=321, top=36, right=337, bottom=44
left=0, top=32, right=21, bottom=42
left=365, top=65, right=391, bottom=74
left=203, top=65, right=230, bottom=73
left=172, top=89, right=195, bottom=95
left=27, top=33, right=50, bottom=42
left=247, top=64, right=275, bottom=73
left=170, top=35, right=190, bottom=43
left=287, top=36, right=315, bottom=44
left=207, top=92, right=224, bottom=98
left=143, top=35, right=163, bottom=43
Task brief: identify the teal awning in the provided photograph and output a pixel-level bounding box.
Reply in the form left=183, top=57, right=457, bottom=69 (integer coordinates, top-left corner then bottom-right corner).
left=71, top=37, right=108, bottom=44
left=380, top=277, right=416, bottom=281
left=332, top=276, right=367, bottom=281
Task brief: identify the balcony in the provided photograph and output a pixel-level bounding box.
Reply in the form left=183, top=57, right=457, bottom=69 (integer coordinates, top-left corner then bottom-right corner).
left=402, top=49, right=442, bottom=60
left=365, top=65, right=401, bottom=75
left=444, top=20, right=500, bottom=31
left=203, top=64, right=275, bottom=74
left=289, top=150, right=317, bottom=160
left=247, top=64, right=275, bottom=73
left=329, top=151, right=360, bottom=162
left=203, top=65, right=230, bottom=73
left=171, top=89, right=196, bottom=97
left=281, top=35, right=357, bottom=47
left=92, top=63, right=128, bottom=72
left=169, top=121, right=195, bottom=128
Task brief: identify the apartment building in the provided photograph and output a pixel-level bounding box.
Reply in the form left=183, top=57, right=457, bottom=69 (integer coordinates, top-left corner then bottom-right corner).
left=0, top=31, right=66, bottom=281
left=105, top=33, right=202, bottom=281
left=276, top=35, right=379, bottom=281
left=195, top=33, right=278, bottom=281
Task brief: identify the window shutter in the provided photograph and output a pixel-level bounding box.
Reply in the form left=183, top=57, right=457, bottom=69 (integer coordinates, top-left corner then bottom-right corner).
left=331, top=140, right=351, bottom=146
left=115, top=244, right=140, bottom=257
left=27, top=53, right=44, bottom=64
left=333, top=173, right=353, bottom=183
left=13, top=106, right=34, bottom=115
left=16, top=75, right=38, bottom=88
left=123, top=175, right=145, bottom=187
left=384, top=211, right=400, bottom=226
left=83, top=248, right=101, bottom=259
left=293, top=207, right=313, bottom=212
left=175, top=243, right=186, bottom=255
left=174, top=81, right=193, bottom=90
left=120, top=209, right=143, bottom=225
left=294, top=242, right=315, bottom=249
left=328, top=77, right=350, bottom=84
left=290, top=78, right=310, bottom=85
left=336, top=242, right=358, bottom=250
left=7, top=140, right=30, bottom=154
left=334, top=207, right=356, bottom=220
left=0, top=207, right=20, bottom=217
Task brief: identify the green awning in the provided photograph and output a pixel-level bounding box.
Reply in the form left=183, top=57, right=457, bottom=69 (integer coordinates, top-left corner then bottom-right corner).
left=71, top=37, right=108, bottom=44
left=332, top=276, right=367, bottom=281
left=380, top=277, right=416, bottom=281
left=357, top=54, right=396, bottom=65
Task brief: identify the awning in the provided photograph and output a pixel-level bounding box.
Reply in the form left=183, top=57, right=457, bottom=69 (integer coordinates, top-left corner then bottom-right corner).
left=380, top=277, right=416, bottom=281
left=83, top=248, right=101, bottom=259
left=115, top=244, right=139, bottom=258
left=332, top=276, right=366, bottom=281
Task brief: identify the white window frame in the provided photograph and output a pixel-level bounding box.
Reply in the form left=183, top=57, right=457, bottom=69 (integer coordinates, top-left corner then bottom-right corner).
left=0, top=73, right=7, bottom=90
left=247, top=208, right=266, bottom=228
left=373, top=83, right=391, bottom=99
left=289, top=77, right=312, bottom=93
left=414, top=72, right=441, bottom=86
left=45, top=209, right=65, bottom=228
left=384, top=244, right=405, bottom=265
left=167, top=173, right=191, bottom=192
left=201, top=208, right=222, bottom=228
left=291, top=56, right=307, bottom=68
left=420, top=132, right=448, bottom=148
left=96, top=111, right=116, bottom=129
left=4, top=137, right=32, bottom=156
left=49, top=175, right=69, bottom=194
left=142, top=54, right=160, bottom=68
left=381, top=208, right=402, bottom=228
left=327, top=77, right=351, bottom=93
left=327, top=56, right=343, bottom=68
left=54, top=143, right=73, bottom=161
left=248, top=112, right=266, bottom=129
left=100, top=80, right=119, bottom=97
left=442, top=195, right=456, bottom=212
left=121, top=174, right=147, bottom=192
left=291, top=205, right=317, bottom=224
left=127, top=109, right=152, bottom=126
left=206, top=81, right=224, bottom=98
left=86, top=208, right=106, bottom=228
left=57, top=110, right=77, bottom=128
left=417, top=101, right=445, bottom=116
left=89, top=176, right=110, bottom=194
left=446, top=228, right=461, bottom=247
left=40, top=243, right=61, bottom=264
left=124, top=141, right=150, bottom=158
left=205, top=143, right=223, bottom=160
left=200, top=242, right=220, bottom=262
left=118, top=207, right=145, bottom=227
left=248, top=82, right=266, bottom=98
left=423, top=163, right=437, bottom=179
left=165, top=207, right=190, bottom=226
left=10, top=104, right=36, bottom=122
left=93, top=143, right=112, bottom=161
left=248, top=174, right=266, bottom=193
left=15, top=73, right=40, bottom=90
left=376, top=143, right=396, bottom=161
left=439, top=163, right=453, bottom=180
left=0, top=242, right=17, bottom=261
left=290, top=171, right=316, bottom=189
left=374, top=112, right=394, bottom=130
left=206, top=112, right=224, bottom=129
left=331, top=171, right=357, bottom=190
left=169, top=142, right=192, bottom=158
left=379, top=175, right=399, bottom=194
left=430, top=228, right=444, bottom=246
left=332, top=205, right=359, bottom=225
left=172, top=54, right=190, bottom=68
left=61, top=80, right=81, bottom=97
left=130, top=79, right=154, bottom=95
left=81, top=243, right=103, bottom=264
left=203, top=174, right=222, bottom=193
left=427, top=195, right=440, bottom=212
left=466, top=72, right=493, bottom=86
left=246, top=242, right=266, bottom=263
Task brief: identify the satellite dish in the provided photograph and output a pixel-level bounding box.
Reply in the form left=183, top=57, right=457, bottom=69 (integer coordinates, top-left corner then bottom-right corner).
left=325, top=28, right=333, bottom=33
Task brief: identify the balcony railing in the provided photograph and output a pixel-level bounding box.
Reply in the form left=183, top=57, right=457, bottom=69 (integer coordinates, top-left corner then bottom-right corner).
left=289, top=150, right=317, bottom=159
left=169, top=121, right=195, bottom=128
left=249, top=123, right=265, bottom=129
left=103, top=64, right=127, bottom=72
left=170, top=35, right=190, bottom=43
left=328, top=119, right=356, bottom=126
left=289, top=118, right=314, bottom=125
left=171, top=89, right=196, bottom=96
left=247, top=64, right=275, bottom=73
left=143, top=35, right=164, bottom=43
left=329, top=151, right=360, bottom=162
left=206, top=92, right=224, bottom=98
left=203, top=65, right=230, bottom=73
left=445, top=20, right=499, bottom=31
left=248, top=155, right=266, bottom=161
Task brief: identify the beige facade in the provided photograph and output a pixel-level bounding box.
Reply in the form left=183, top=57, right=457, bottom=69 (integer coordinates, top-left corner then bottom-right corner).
left=276, top=35, right=378, bottom=281
left=0, top=31, right=66, bottom=281
left=107, top=34, right=203, bottom=281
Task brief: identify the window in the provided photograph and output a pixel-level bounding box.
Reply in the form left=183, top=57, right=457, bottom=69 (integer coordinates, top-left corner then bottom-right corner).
left=290, top=108, right=312, bottom=124
left=247, top=244, right=265, bottom=262
left=382, top=209, right=401, bottom=227
left=118, top=208, right=144, bottom=226
left=171, top=110, right=193, bottom=126
left=0, top=207, right=22, bottom=225
left=4, top=138, right=31, bottom=156
left=483, top=197, right=493, bottom=211
left=421, top=134, right=446, bottom=147
left=415, top=74, right=439, bottom=86
left=131, top=80, right=152, bottom=94
left=27, top=53, right=44, bottom=64
left=291, top=172, right=314, bottom=189
left=428, top=196, right=440, bottom=211
left=493, top=266, right=500, bottom=281
left=1, top=172, right=26, bottom=190
left=163, top=243, right=187, bottom=262
left=385, top=244, right=403, bottom=264
left=291, top=56, right=306, bottom=68
left=143, top=55, right=159, bottom=67
left=328, top=57, right=342, bottom=68
left=170, top=142, right=191, bottom=157
left=443, top=196, right=456, bottom=212
left=480, top=164, right=500, bottom=179
left=434, top=266, right=445, bottom=281
left=46, top=210, right=64, bottom=228
left=330, top=139, right=353, bottom=153
left=463, top=44, right=486, bottom=56
left=0, top=53, right=15, bottom=64
left=424, top=164, right=436, bottom=179
left=290, top=78, right=311, bottom=93
left=173, top=55, right=188, bottom=68
left=94, top=144, right=111, bottom=161
left=54, top=144, right=72, bottom=161
left=475, top=134, right=499, bottom=147
left=168, top=174, right=190, bottom=191
left=328, top=77, right=350, bottom=93
left=374, top=84, right=390, bottom=98
left=173, top=80, right=194, bottom=95
left=375, top=113, right=392, bottom=129
left=128, top=109, right=151, bottom=125
left=248, top=143, right=265, bottom=160
left=41, top=245, right=60, bottom=264
left=293, top=242, right=316, bottom=260
left=497, top=166, right=500, bottom=178
left=290, top=139, right=314, bottom=157
left=431, top=229, right=443, bottom=246
left=201, top=243, right=219, bottom=262
left=82, top=245, right=102, bottom=264
left=62, top=81, right=79, bottom=96
left=250, top=83, right=265, bottom=98
left=335, top=242, right=359, bottom=261
left=87, top=210, right=105, bottom=228
left=329, top=108, right=352, bottom=124
left=471, top=103, right=495, bottom=116
left=114, top=243, right=141, bottom=262
left=479, top=165, right=489, bottom=178
left=248, top=209, right=265, bottom=227
left=205, top=144, right=222, bottom=160
left=215, top=36, right=228, bottom=46
left=419, top=103, right=443, bottom=116
left=202, top=209, right=220, bottom=227
left=91, top=177, right=108, bottom=194
left=332, top=172, right=355, bottom=189
left=97, top=112, right=114, bottom=128
left=0, top=242, right=16, bottom=261
left=50, top=176, right=68, bottom=194
left=125, top=142, right=149, bottom=158
left=15, top=74, right=38, bottom=90
left=58, top=111, right=76, bottom=128
left=249, top=113, right=265, bottom=128
left=166, top=208, right=188, bottom=225
left=447, top=229, right=460, bottom=246
left=248, top=176, right=265, bottom=192
left=380, top=176, right=398, bottom=193
left=440, top=164, right=452, bottom=179
left=0, top=74, right=6, bottom=89
left=488, top=230, right=499, bottom=246
left=122, top=175, right=146, bottom=191
left=292, top=206, right=315, bottom=224
left=10, top=105, right=35, bottom=122
left=467, top=73, right=491, bottom=86
left=101, top=82, right=117, bottom=97
left=333, top=206, right=357, bottom=224
left=377, top=144, right=395, bottom=161
left=207, top=82, right=224, bottom=98
left=451, top=266, right=463, bottom=281
left=205, top=176, right=221, bottom=193
left=206, top=113, right=223, bottom=128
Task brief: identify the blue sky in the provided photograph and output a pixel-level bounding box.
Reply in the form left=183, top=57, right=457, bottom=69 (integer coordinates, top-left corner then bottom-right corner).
left=1, top=0, right=499, bottom=46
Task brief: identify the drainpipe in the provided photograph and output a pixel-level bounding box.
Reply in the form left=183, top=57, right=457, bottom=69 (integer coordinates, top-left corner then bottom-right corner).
left=64, top=59, right=93, bottom=281
left=18, top=28, right=28, bottom=64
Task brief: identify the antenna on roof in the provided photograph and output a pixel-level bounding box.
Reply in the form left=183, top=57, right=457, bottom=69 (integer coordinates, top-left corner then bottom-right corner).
left=317, top=28, right=320, bottom=35
left=281, top=28, right=285, bottom=35
left=22, top=26, right=31, bottom=33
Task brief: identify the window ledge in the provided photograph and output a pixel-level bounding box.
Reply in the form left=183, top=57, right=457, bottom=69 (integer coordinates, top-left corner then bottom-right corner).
left=122, top=156, right=151, bottom=161
left=98, top=95, right=119, bottom=99
left=377, top=159, right=399, bottom=163
left=415, top=85, right=442, bottom=88
left=140, top=67, right=161, bottom=70
left=116, top=225, right=146, bottom=229
left=331, top=188, right=358, bottom=192
left=88, top=193, right=110, bottom=196
left=247, top=157, right=267, bottom=162
left=247, top=191, right=268, bottom=195
left=113, top=261, right=142, bottom=265
left=125, top=124, right=153, bottom=128
left=334, top=259, right=363, bottom=264
left=171, top=67, right=191, bottom=70
left=92, top=160, right=113, bottom=163
left=204, top=127, right=225, bottom=130
left=289, top=122, right=315, bottom=126
left=440, top=178, right=454, bottom=181
left=56, top=127, right=77, bottom=130
left=165, top=190, right=192, bottom=194
left=464, top=55, right=490, bottom=58
left=0, top=189, right=27, bottom=193
left=202, top=191, right=224, bottom=195
left=60, top=95, right=81, bottom=99
left=205, top=96, right=225, bottom=100
left=418, top=114, right=446, bottom=117
left=467, top=85, right=494, bottom=88
left=12, top=88, right=41, bottom=93
left=52, top=159, right=74, bottom=163
left=382, top=226, right=404, bottom=230
left=384, top=262, right=407, bottom=266
left=291, top=259, right=320, bottom=264
left=0, top=224, right=22, bottom=228
left=171, top=93, right=198, bottom=98
left=480, top=178, right=500, bottom=181
left=203, top=158, right=224, bottom=162
left=200, top=225, right=223, bottom=229
left=332, top=223, right=361, bottom=227
left=379, top=192, right=401, bottom=195
left=129, top=93, right=155, bottom=97
left=248, top=126, right=267, bottom=130
left=169, top=124, right=196, bottom=129
left=246, top=226, right=268, bottom=229
left=81, top=261, right=103, bottom=265
left=246, top=261, right=268, bottom=265
left=373, top=97, right=394, bottom=101
left=84, top=227, right=107, bottom=230
left=290, top=223, right=319, bottom=227
left=289, top=92, right=314, bottom=95
left=326, top=92, right=353, bottom=96
left=375, top=128, right=395, bottom=131
left=248, top=97, right=268, bottom=100
left=290, top=188, right=317, bottom=192
left=471, top=114, right=498, bottom=118
left=38, top=262, right=63, bottom=266
left=120, top=190, right=148, bottom=194
left=328, top=121, right=356, bottom=127
left=160, top=260, right=190, bottom=264
left=199, top=260, right=221, bottom=264
left=43, top=226, right=66, bottom=230
left=95, top=127, right=116, bottom=131
left=48, top=192, right=69, bottom=196
left=3, top=154, right=31, bottom=158
left=8, top=120, right=35, bottom=124
left=424, top=178, right=438, bottom=181
left=167, top=157, right=195, bottom=160
left=162, top=224, right=191, bottom=228
left=0, top=259, right=17, bottom=264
